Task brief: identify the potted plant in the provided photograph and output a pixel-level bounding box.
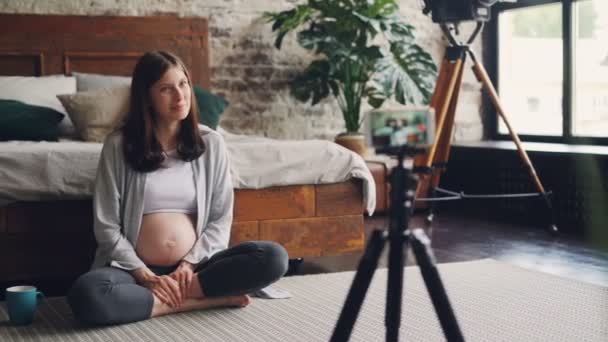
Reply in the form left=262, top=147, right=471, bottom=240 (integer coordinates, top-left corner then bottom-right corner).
left=265, top=0, right=437, bottom=156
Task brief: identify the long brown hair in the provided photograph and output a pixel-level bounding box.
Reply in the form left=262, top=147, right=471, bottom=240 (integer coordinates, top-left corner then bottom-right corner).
left=122, top=51, right=205, bottom=172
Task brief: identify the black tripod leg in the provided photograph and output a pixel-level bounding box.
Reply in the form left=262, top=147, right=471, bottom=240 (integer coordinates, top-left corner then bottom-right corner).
left=385, top=228, right=408, bottom=342
left=410, top=228, right=465, bottom=342
left=331, top=229, right=387, bottom=342
left=541, top=192, right=559, bottom=235
left=425, top=187, right=437, bottom=228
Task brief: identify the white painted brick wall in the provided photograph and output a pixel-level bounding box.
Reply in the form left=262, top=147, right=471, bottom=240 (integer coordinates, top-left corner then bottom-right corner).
left=0, top=0, right=484, bottom=141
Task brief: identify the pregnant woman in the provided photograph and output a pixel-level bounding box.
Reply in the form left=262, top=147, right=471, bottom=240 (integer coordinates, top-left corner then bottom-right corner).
left=67, top=51, right=288, bottom=326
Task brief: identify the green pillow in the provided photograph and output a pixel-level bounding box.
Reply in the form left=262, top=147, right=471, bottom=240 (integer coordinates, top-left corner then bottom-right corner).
left=0, top=100, right=65, bottom=141
left=194, top=86, right=228, bottom=129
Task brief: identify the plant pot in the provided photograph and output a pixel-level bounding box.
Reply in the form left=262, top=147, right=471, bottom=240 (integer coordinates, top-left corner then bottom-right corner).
left=334, top=132, right=368, bottom=157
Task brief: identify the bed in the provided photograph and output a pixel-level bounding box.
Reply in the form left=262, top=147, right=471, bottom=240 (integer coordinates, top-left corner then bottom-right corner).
left=0, top=14, right=375, bottom=282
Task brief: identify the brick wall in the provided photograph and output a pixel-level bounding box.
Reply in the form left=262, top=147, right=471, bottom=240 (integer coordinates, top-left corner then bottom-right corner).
left=0, top=0, right=484, bottom=141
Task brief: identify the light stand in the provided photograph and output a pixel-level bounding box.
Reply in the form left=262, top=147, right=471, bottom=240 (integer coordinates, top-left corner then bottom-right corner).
left=330, top=145, right=465, bottom=342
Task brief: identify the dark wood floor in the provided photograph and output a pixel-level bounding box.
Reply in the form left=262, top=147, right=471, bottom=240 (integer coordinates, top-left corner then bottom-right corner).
left=298, top=211, right=608, bottom=287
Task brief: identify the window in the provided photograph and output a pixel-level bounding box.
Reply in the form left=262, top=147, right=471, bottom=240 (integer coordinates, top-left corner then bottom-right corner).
left=573, top=0, right=608, bottom=137
left=493, top=0, right=608, bottom=144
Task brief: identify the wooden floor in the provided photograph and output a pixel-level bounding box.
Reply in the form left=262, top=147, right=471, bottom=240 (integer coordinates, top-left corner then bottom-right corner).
left=1, top=211, right=607, bottom=301
left=299, top=211, right=608, bottom=287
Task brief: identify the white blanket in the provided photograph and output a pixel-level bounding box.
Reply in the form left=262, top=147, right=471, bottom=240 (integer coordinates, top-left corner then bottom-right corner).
left=0, top=129, right=376, bottom=213
left=220, top=129, right=375, bottom=213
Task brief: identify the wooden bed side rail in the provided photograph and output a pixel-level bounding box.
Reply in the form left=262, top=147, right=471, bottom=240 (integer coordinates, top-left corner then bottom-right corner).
left=0, top=180, right=365, bottom=281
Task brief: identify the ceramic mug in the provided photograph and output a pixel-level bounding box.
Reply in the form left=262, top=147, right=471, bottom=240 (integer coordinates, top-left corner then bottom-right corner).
left=5, top=286, right=45, bottom=325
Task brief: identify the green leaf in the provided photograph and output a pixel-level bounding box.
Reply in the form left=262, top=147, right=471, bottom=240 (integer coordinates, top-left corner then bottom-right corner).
left=357, top=0, right=398, bottom=18
left=387, top=22, right=415, bottom=42
left=270, top=16, right=284, bottom=32
left=353, top=12, right=382, bottom=35
left=395, top=80, right=405, bottom=103
left=329, top=80, right=340, bottom=97
left=360, top=46, right=384, bottom=61
left=366, top=84, right=387, bottom=108
left=367, top=96, right=385, bottom=109
left=274, top=31, right=288, bottom=49
left=368, top=41, right=437, bottom=107
left=264, top=6, right=314, bottom=50
left=298, top=25, right=338, bottom=53
left=290, top=60, right=333, bottom=105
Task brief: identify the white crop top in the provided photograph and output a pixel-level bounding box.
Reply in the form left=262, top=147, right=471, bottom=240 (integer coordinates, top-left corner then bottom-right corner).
left=142, top=150, right=197, bottom=214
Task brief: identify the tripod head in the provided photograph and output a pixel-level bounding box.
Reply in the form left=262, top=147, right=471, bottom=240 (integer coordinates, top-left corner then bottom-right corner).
left=380, top=143, right=425, bottom=240
left=421, top=0, right=516, bottom=48
left=376, top=143, right=433, bottom=178
left=441, top=21, right=484, bottom=48
left=375, top=144, right=427, bottom=160
left=421, top=0, right=516, bottom=24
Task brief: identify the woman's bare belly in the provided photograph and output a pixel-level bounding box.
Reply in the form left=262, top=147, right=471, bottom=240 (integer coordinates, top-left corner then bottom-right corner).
left=136, top=212, right=197, bottom=266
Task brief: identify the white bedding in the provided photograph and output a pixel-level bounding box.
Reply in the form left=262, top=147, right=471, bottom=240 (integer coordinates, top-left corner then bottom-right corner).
left=0, top=128, right=376, bottom=213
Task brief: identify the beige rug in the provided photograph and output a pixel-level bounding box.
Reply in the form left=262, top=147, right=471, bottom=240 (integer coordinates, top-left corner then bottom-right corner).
left=1, top=259, right=606, bottom=341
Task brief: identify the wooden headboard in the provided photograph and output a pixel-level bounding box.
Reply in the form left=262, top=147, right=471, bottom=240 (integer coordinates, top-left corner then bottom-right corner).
left=0, top=14, right=210, bottom=88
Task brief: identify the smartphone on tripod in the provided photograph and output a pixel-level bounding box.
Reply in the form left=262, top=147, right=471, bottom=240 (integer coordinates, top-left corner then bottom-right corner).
left=367, top=106, right=435, bottom=155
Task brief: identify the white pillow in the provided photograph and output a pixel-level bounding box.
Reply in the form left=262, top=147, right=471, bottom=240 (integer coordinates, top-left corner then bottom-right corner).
left=0, top=75, right=77, bottom=136
left=57, top=85, right=130, bottom=142
left=72, top=72, right=131, bottom=92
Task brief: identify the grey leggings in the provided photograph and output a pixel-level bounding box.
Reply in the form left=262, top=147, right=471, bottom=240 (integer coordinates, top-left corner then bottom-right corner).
left=67, top=241, right=288, bottom=326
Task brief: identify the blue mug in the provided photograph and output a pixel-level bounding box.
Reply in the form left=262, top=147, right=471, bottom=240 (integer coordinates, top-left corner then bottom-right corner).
left=5, top=286, right=45, bottom=325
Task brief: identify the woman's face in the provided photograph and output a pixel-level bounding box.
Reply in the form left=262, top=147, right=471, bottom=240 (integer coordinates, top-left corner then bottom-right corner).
left=148, top=66, right=191, bottom=125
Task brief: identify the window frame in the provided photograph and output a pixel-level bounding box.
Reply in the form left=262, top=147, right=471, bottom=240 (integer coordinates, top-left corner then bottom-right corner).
left=488, top=0, right=608, bottom=145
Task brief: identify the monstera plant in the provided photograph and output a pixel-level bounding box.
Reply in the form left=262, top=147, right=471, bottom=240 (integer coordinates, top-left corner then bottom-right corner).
left=265, top=0, right=437, bottom=154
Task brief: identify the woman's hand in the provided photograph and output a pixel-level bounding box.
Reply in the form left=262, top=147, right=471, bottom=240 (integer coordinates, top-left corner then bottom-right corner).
left=169, top=261, right=195, bottom=301
left=132, top=267, right=183, bottom=308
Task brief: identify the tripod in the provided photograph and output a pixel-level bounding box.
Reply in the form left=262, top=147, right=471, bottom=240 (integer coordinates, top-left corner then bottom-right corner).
left=330, top=146, right=465, bottom=342
left=415, top=22, right=558, bottom=234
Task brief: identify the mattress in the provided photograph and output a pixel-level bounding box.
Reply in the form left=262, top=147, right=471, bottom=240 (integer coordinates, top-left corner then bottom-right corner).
left=0, top=129, right=376, bottom=213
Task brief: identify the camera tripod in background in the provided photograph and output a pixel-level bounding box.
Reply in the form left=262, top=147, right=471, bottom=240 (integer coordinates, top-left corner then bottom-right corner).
left=415, top=21, right=558, bottom=234
left=330, top=146, right=465, bottom=342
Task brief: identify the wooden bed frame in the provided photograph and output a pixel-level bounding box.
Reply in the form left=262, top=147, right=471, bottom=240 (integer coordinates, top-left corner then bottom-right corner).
left=0, top=14, right=365, bottom=282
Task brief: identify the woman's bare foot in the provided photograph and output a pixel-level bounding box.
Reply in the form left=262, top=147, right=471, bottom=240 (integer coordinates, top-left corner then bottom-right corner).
left=151, top=294, right=251, bottom=317
left=237, top=294, right=251, bottom=308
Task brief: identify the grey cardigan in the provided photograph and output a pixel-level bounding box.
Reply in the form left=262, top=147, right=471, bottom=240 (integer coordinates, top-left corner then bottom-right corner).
left=91, top=127, right=234, bottom=271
